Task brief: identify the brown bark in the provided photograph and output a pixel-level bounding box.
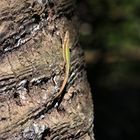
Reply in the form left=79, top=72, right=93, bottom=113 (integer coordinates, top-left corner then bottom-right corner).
left=0, top=0, right=94, bottom=139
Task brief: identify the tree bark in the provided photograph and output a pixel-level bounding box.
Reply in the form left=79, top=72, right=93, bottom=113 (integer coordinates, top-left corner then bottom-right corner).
left=0, top=0, right=94, bottom=139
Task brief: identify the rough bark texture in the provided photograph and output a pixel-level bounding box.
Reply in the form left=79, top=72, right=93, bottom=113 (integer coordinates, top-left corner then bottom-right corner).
left=0, top=0, right=94, bottom=139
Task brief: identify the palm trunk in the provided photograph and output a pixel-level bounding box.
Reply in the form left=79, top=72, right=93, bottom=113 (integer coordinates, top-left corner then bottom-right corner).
left=0, top=0, right=94, bottom=139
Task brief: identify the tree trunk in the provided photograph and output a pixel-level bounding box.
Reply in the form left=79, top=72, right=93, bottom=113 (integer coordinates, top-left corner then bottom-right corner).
left=0, top=0, right=94, bottom=139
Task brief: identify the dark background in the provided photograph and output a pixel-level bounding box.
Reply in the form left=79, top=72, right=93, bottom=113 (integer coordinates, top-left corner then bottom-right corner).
left=78, top=0, right=140, bottom=140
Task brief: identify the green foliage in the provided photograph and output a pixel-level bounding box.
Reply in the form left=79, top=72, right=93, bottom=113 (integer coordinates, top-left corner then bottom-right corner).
left=80, top=0, right=140, bottom=87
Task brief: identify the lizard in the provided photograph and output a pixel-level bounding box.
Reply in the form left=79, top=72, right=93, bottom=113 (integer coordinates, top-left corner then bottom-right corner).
left=54, top=31, right=71, bottom=101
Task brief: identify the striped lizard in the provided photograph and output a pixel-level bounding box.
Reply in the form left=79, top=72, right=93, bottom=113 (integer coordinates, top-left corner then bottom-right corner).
left=55, top=31, right=71, bottom=100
